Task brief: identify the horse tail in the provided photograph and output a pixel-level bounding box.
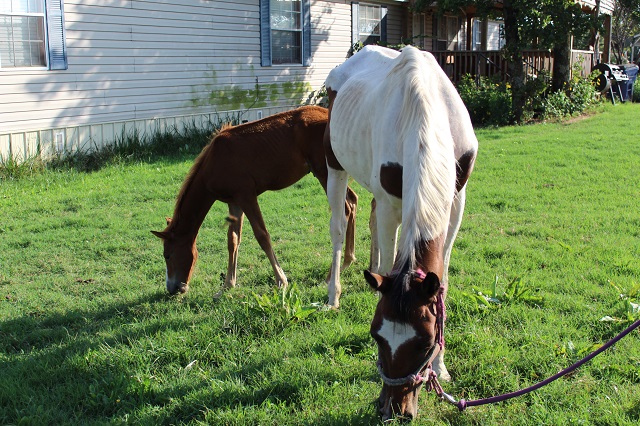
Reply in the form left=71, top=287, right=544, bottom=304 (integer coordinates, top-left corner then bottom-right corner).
left=393, top=47, right=457, bottom=268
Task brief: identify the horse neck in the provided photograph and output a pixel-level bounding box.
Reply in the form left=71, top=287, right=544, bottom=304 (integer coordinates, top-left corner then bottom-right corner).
left=415, top=234, right=445, bottom=280
left=170, top=174, right=216, bottom=242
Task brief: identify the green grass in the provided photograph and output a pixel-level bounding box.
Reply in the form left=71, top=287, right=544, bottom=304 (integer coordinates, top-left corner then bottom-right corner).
left=1, top=103, right=639, bottom=425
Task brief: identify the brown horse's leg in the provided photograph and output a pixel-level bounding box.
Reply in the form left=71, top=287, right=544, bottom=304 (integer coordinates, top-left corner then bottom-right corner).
left=238, top=196, right=288, bottom=288
left=342, top=187, right=358, bottom=269
left=224, top=204, right=244, bottom=289
left=368, top=198, right=380, bottom=273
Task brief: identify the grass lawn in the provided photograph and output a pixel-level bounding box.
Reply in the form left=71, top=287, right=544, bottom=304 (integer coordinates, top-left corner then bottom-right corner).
left=1, top=103, right=639, bottom=425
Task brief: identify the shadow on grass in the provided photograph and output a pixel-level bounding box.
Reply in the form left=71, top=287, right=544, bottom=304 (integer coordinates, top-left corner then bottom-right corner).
left=0, top=287, right=383, bottom=425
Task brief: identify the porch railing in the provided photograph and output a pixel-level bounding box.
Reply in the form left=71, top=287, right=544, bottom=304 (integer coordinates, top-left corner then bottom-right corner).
left=431, top=49, right=596, bottom=84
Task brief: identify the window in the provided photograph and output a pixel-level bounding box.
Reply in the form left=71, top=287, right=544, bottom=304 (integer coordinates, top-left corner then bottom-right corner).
left=486, top=20, right=505, bottom=51
left=260, top=0, right=311, bottom=66
left=472, top=19, right=483, bottom=51
left=412, top=13, right=428, bottom=50
left=435, top=15, right=460, bottom=51
left=0, top=0, right=67, bottom=70
left=351, top=3, right=386, bottom=46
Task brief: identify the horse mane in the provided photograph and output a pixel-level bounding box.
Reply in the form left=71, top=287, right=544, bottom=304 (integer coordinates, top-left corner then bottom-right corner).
left=390, top=46, right=457, bottom=268
left=389, top=260, right=414, bottom=321
left=169, top=123, right=234, bottom=228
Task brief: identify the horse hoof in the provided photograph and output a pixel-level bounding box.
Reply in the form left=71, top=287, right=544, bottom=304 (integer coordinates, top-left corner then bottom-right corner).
left=438, top=369, right=452, bottom=382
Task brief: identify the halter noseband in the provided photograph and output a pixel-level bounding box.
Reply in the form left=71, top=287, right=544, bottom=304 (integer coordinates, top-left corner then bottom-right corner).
left=377, top=344, right=439, bottom=386
left=376, top=272, right=446, bottom=388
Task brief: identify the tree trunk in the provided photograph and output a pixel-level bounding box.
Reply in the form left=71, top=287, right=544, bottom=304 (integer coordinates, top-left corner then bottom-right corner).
left=503, top=0, right=525, bottom=123
left=552, top=35, right=572, bottom=92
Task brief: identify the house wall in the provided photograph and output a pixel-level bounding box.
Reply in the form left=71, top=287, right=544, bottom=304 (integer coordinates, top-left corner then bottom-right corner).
left=0, top=0, right=406, bottom=161
left=577, top=0, right=615, bottom=15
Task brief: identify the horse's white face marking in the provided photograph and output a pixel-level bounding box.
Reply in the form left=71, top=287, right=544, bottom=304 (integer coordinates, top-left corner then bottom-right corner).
left=377, top=318, right=417, bottom=359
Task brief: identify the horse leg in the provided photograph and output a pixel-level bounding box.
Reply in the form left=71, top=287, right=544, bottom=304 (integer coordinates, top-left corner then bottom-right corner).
left=325, top=186, right=358, bottom=284
left=239, top=197, right=288, bottom=288
left=342, top=187, right=358, bottom=270
left=327, top=168, right=349, bottom=308
left=373, top=199, right=401, bottom=275
left=432, top=186, right=466, bottom=382
left=368, top=198, right=380, bottom=273
left=218, top=204, right=244, bottom=296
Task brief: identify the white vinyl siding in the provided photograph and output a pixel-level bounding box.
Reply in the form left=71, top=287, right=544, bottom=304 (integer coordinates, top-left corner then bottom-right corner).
left=0, top=0, right=403, bottom=160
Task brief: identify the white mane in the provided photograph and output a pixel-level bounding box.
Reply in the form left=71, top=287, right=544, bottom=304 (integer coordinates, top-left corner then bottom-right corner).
left=326, top=45, right=457, bottom=268
left=389, top=47, right=456, bottom=266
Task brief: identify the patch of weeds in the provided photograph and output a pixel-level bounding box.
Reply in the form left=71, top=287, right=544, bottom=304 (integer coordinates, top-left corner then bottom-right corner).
left=249, top=283, right=324, bottom=325
left=0, top=155, right=45, bottom=180
left=554, top=339, right=602, bottom=364
left=463, top=275, right=543, bottom=310
left=600, top=281, right=640, bottom=323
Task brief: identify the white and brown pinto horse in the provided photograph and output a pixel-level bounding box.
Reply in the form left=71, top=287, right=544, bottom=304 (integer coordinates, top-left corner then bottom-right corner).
left=152, top=106, right=358, bottom=297
left=323, top=46, right=477, bottom=420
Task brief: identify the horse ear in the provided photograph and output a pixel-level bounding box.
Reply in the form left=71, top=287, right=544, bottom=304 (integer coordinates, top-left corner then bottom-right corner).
left=151, top=230, right=168, bottom=240
left=165, top=217, right=173, bottom=226
left=364, top=270, right=390, bottom=293
left=420, top=272, right=441, bottom=299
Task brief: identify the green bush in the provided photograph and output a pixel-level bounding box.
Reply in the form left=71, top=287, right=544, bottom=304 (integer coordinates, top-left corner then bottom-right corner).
left=456, top=75, right=514, bottom=127
left=457, top=68, right=599, bottom=126
left=542, top=69, right=599, bottom=119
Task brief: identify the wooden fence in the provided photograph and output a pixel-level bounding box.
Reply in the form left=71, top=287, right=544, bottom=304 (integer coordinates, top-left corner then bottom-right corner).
left=431, top=49, right=596, bottom=84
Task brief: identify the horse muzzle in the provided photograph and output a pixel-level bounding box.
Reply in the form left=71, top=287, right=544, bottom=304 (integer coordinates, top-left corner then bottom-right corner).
left=379, top=385, right=419, bottom=422
left=167, top=279, right=189, bottom=295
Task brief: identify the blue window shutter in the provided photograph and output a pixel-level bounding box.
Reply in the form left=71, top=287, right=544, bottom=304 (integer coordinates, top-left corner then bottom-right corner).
left=260, top=0, right=271, bottom=67
left=380, top=6, right=387, bottom=44
left=46, top=0, right=67, bottom=70
left=302, top=0, right=311, bottom=66
left=351, top=3, right=359, bottom=46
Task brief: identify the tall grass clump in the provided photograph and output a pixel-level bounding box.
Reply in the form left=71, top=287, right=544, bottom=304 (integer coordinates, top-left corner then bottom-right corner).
left=0, top=112, right=243, bottom=179
left=0, top=155, right=46, bottom=181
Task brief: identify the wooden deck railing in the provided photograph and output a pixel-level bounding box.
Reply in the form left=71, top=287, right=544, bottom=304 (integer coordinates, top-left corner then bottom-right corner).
left=431, top=49, right=596, bottom=84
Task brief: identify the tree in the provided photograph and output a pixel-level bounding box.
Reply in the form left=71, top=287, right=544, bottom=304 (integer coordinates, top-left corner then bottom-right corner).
left=532, top=1, right=595, bottom=92
left=427, top=0, right=599, bottom=122
left=611, top=0, right=640, bottom=63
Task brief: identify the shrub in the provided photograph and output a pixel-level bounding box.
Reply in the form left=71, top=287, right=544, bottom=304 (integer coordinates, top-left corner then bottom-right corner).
left=457, top=75, right=514, bottom=127
left=457, top=67, right=599, bottom=126
left=541, top=71, right=598, bottom=120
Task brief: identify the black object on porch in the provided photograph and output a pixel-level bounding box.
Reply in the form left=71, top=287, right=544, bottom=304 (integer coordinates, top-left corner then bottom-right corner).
left=594, top=63, right=639, bottom=104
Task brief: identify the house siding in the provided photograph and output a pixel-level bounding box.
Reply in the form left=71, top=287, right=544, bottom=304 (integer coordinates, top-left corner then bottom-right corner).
left=1, top=0, right=406, bottom=161
left=577, top=0, right=614, bottom=15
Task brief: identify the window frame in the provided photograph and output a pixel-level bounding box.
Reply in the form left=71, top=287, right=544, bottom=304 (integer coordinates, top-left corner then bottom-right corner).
left=260, top=0, right=311, bottom=67
left=351, top=2, right=387, bottom=47
left=0, top=0, right=67, bottom=71
left=434, top=15, right=462, bottom=51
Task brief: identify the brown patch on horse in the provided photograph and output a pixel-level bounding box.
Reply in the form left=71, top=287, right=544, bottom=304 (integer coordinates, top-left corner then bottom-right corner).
left=416, top=234, right=445, bottom=280
left=380, top=162, right=403, bottom=199
left=456, top=149, right=476, bottom=193
left=324, top=88, right=344, bottom=171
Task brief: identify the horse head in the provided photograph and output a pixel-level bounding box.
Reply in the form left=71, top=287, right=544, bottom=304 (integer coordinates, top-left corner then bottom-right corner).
left=151, top=218, right=197, bottom=295
left=365, top=266, right=443, bottom=421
